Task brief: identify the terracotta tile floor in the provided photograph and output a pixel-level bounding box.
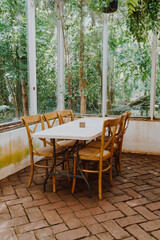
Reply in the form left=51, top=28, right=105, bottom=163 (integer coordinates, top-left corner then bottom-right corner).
left=0, top=153, right=160, bottom=240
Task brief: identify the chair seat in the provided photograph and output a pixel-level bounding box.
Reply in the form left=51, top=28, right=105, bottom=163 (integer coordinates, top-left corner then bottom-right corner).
left=88, top=140, right=118, bottom=150
left=74, top=147, right=111, bottom=161
left=35, top=145, right=67, bottom=157
left=57, top=139, right=76, bottom=148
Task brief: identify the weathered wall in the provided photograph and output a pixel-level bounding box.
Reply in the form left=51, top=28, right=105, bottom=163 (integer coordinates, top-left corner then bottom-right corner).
left=123, top=120, right=160, bottom=155
left=0, top=126, right=41, bottom=180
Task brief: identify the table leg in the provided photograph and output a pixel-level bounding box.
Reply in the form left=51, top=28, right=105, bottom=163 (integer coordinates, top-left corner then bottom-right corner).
left=43, top=139, right=56, bottom=192
left=76, top=140, right=92, bottom=198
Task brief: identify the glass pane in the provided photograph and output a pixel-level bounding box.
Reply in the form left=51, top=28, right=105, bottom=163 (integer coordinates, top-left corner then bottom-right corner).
left=35, top=1, right=57, bottom=114
left=63, top=1, right=103, bottom=115
left=106, top=8, right=152, bottom=117
left=155, top=36, right=160, bottom=118
left=0, top=0, right=28, bottom=123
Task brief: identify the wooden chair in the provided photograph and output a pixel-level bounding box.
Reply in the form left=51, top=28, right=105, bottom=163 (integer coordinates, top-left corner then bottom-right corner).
left=21, top=114, right=67, bottom=189
left=72, top=116, right=121, bottom=200
left=42, top=111, right=76, bottom=149
left=87, top=111, right=131, bottom=172
left=58, top=109, right=74, bottom=124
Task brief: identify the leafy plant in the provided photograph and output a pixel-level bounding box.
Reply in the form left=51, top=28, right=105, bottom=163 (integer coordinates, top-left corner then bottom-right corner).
left=127, top=0, right=160, bottom=42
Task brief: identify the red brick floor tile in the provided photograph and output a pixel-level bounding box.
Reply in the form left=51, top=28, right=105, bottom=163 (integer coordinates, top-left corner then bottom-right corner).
left=9, top=204, right=25, bottom=218
left=0, top=194, right=17, bottom=203
left=15, top=188, right=30, bottom=198
left=140, top=219, right=160, bottom=231
left=90, top=207, right=104, bottom=216
left=56, top=227, right=89, bottom=240
left=26, top=207, right=44, bottom=222
left=114, top=202, right=137, bottom=216
left=2, top=185, right=15, bottom=195
left=96, top=231, right=114, bottom=240
left=152, top=230, right=160, bottom=240
left=123, top=188, right=142, bottom=199
left=6, top=196, right=33, bottom=206
left=80, top=216, right=97, bottom=226
left=18, top=231, right=36, bottom=240
left=43, top=210, right=63, bottom=225
left=109, top=195, right=132, bottom=203
left=61, top=212, right=83, bottom=229
left=126, top=198, right=149, bottom=207
left=75, top=209, right=91, bottom=218
left=1, top=153, right=160, bottom=240
left=134, top=206, right=159, bottom=220
left=69, top=203, right=85, bottom=211
left=51, top=223, right=68, bottom=234
left=57, top=206, right=73, bottom=214
left=23, top=198, right=49, bottom=209
left=116, top=214, right=146, bottom=227
left=98, top=200, right=116, bottom=212
left=95, top=211, right=124, bottom=223
left=34, top=227, right=53, bottom=239
left=79, top=197, right=98, bottom=208
left=0, top=212, right=11, bottom=223
left=146, top=201, right=160, bottom=211
left=29, top=190, right=46, bottom=200
left=126, top=224, right=155, bottom=240
left=45, top=192, right=61, bottom=203
left=83, top=236, right=99, bottom=240
left=0, top=202, right=8, bottom=214
left=87, top=223, right=105, bottom=234
left=0, top=228, right=17, bottom=240
left=40, top=201, right=66, bottom=212
left=15, top=220, right=48, bottom=234
left=102, top=220, right=130, bottom=239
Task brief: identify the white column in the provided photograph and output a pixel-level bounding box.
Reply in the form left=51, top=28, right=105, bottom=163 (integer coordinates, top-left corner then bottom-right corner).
left=57, top=0, right=65, bottom=111
left=26, top=0, right=37, bottom=115
left=150, top=32, right=158, bottom=120
left=102, top=13, right=108, bottom=117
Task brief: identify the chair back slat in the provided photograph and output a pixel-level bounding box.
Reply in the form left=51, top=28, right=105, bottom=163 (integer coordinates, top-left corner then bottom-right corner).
left=21, top=114, right=43, bottom=154
left=58, top=110, right=74, bottom=124
left=42, top=112, right=58, bottom=128
left=100, top=116, right=121, bottom=158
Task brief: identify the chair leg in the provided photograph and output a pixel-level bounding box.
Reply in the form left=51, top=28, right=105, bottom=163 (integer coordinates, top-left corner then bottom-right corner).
left=53, top=165, right=56, bottom=193
left=72, top=156, right=77, bottom=194
left=65, top=152, right=70, bottom=182
left=45, top=158, right=48, bottom=176
left=28, top=158, right=34, bottom=188
left=98, top=161, right=103, bottom=200
left=85, top=161, right=89, bottom=180
left=118, top=149, right=122, bottom=172
left=109, top=166, right=114, bottom=187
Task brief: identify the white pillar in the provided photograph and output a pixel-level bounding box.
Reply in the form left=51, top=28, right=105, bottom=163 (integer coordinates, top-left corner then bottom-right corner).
left=57, top=0, right=65, bottom=111
left=150, top=32, right=158, bottom=120
left=26, top=0, right=37, bottom=115
left=102, top=13, right=108, bottom=117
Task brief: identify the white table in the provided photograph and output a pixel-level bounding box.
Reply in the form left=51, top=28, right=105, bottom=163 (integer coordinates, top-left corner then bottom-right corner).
left=33, top=117, right=111, bottom=196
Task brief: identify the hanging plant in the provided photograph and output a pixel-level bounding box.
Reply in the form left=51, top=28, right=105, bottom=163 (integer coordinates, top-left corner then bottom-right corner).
left=87, top=0, right=118, bottom=13
left=127, top=0, right=160, bottom=42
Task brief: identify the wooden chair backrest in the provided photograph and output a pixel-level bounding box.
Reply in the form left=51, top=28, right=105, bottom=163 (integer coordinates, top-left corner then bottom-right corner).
left=42, top=111, right=58, bottom=128
left=123, top=111, right=131, bottom=133
left=115, top=114, right=127, bottom=143
left=21, top=114, right=43, bottom=154
left=88, top=117, right=121, bottom=161
left=58, top=109, right=74, bottom=124
left=101, top=116, right=121, bottom=154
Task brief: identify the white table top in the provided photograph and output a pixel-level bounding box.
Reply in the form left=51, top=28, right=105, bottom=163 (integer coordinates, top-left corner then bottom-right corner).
left=33, top=117, right=112, bottom=141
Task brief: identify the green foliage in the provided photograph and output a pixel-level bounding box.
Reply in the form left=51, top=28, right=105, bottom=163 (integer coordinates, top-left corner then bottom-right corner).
left=127, top=0, right=160, bottom=42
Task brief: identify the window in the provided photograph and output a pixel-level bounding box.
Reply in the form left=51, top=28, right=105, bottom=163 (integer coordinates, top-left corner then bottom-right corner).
left=35, top=1, right=57, bottom=114
left=0, top=0, right=27, bottom=123
left=106, top=11, right=152, bottom=117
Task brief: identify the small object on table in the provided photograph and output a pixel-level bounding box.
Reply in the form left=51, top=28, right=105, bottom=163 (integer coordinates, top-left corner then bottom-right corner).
left=79, top=122, right=85, bottom=128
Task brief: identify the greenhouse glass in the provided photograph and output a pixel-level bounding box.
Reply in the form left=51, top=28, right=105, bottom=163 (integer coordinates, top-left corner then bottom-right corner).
left=0, top=0, right=28, bottom=123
